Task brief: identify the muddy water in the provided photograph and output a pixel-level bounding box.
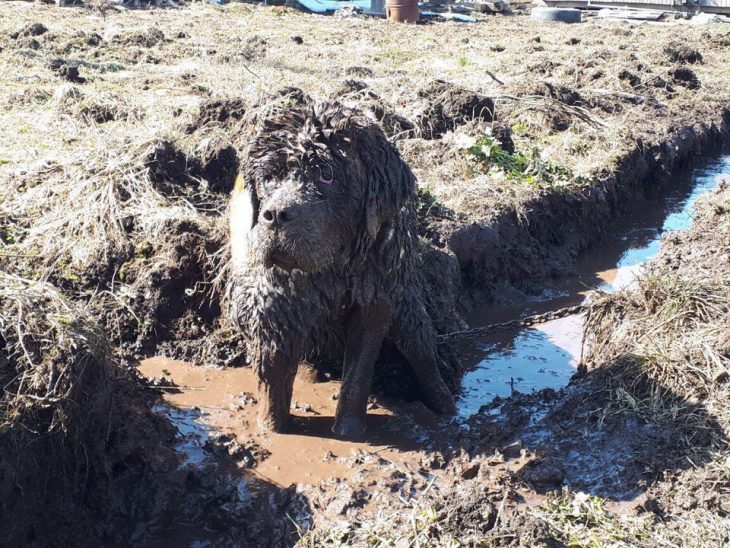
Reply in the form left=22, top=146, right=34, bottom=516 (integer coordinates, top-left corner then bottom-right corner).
left=137, top=153, right=729, bottom=543
left=458, top=152, right=730, bottom=416
left=139, top=358, right=429, bottom=488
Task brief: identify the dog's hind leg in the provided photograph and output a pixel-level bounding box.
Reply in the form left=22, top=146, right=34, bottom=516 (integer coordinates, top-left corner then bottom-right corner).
left=333, top=301, right=392, bottom=438
left=392, top=289, right=457, bottom=415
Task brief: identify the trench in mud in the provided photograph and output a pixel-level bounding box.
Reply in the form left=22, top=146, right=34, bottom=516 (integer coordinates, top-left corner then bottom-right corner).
left=458, top=151, right=730, bottom=416
left=138, top=150, right=730, bottom=543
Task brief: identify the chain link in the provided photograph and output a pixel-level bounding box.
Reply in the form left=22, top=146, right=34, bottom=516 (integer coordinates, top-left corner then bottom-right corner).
left=437, top=304, right=587, bottom=343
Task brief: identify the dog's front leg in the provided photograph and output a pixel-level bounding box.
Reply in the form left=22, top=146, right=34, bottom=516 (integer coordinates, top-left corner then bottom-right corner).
left=333, top=301, right=392, bottom=438
left=255, top=345, right=300, bottom=433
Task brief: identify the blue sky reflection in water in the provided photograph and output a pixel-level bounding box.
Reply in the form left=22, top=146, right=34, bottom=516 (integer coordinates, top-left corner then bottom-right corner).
left=457, top=153, right=730, bottom=417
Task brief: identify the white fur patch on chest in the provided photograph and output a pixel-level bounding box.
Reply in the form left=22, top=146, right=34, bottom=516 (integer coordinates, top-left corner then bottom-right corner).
left=229, top=180, right=256, bottom=268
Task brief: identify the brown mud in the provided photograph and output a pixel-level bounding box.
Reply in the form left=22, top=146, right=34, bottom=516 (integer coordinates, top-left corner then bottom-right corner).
left=133, top=151, right=729, bottom=545
left=1, top=2, right=730, bottom=546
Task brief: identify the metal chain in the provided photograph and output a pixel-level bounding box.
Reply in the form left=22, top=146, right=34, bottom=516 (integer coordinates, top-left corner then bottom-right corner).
left=437, top=304, right=587, bottom=343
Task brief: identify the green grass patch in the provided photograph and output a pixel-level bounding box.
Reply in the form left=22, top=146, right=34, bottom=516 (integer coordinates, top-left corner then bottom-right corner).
left=465, top=133, right=582, bottom=188
left=537, top=488, right=653, bottom=547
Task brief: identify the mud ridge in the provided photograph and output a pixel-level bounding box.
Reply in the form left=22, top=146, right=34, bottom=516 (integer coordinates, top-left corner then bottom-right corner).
left=442, top=106, right=730, bottom=309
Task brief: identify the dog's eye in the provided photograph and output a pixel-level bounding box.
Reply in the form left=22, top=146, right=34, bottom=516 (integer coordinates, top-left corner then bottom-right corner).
left=315, top=166, right=335, bottom=187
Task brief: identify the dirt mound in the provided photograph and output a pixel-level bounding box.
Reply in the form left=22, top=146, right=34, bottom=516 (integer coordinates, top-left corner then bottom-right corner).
left=145, top=139, right=196, bottom=193
left=411, top=80, right=494, bottom=139
left=269, top=85, right=312, bottom=107
left=432, top=483, right=499, bottom=536
left=333, top=79, right=415, bottom=138
left=192, top=131, right=240, bottom=193
left=78, top=99, right=132, bottom=123
left=126, top=218, right=221, bottom=342
left=114, top=27, right=166, bottom=48
left=10, top=22, right=47, bottom=39
left=670, top=66, right=701, bottom=89
left=188, top=97, right=247, bottom=132
left=519, top=80, right=582, bottom=106
left=145, top=135, right=239, bottom=197
left=0, top=274, right=307, bottom=546
left=664, top=43, right=703, bottom=64
left=0, top=275, right=159, bottom=545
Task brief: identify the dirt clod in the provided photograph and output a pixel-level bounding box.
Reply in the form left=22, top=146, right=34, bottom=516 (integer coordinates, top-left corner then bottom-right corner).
left=618, top=69, right=641, bottom=88
left=188, top=97, right=247, bottom=132
left=413, top=80, right=494, bottom=139
left=664, top=43, right=703, bottom=64
left=669, top=66, right=700, bottom=89
left=192, top=133, right=240, bottom=193
left=242, top=35, right=267, bottom=61
left=115, top=27, right=166, bottom=48
left=145, top=140, right=191, bottom=189
left=11, top=22, right=47, bottom=39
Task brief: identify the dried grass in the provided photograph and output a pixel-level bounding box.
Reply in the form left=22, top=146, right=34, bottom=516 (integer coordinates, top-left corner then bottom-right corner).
left=0, top=272, right=115, bottom=483
left=586, top=274, right=730, bottom=401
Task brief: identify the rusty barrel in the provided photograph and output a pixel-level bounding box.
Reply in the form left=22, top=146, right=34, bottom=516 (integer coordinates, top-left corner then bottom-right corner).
left=386, top=0, right=419, bottom=23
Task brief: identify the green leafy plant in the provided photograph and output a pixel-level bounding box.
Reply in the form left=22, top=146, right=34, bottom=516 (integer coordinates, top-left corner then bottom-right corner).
left=465, top=133, right=580, bottom=188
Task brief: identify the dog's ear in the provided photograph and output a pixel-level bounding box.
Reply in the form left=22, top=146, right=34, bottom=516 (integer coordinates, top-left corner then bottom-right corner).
left=229, top=173, right=259, bottom=263
left=360, top=125, right=415, bottom=241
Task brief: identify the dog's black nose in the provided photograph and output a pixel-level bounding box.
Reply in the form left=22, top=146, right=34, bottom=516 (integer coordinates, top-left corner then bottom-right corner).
left=261, top=206, right=298, bottom=227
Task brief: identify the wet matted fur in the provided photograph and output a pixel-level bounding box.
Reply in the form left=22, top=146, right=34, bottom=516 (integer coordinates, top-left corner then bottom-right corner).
left=226, top=102, right=456, bottom=437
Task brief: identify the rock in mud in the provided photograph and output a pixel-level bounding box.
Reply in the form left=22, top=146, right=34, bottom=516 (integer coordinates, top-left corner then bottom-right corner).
left=517, top=458, right=566, bottom=491
left=205, top=433, right=270, bottom=467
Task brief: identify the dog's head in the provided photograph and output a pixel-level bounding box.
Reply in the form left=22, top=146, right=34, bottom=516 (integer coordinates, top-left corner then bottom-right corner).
left=230, top=102, right=415, bottom=273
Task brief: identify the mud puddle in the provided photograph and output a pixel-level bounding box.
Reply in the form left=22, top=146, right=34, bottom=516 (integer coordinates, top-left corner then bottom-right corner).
left=139, top=358, right=436, bottom=486
left=138, top=358, right=445, bottom=544
left=458, top=152, right=730, bottom=416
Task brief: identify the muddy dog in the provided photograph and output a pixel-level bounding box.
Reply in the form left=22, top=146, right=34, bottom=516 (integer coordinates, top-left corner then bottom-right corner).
left=226, top=102, right=456, bottom=438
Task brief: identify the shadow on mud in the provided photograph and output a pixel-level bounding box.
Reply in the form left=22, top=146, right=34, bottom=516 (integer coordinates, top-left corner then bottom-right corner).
left=137, top=399, right=313, bottom=548
left=465, top=355, right=727, bottom=502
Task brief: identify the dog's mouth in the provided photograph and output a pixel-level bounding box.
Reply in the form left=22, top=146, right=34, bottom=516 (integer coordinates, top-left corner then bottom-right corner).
left=264, top=249, right=298, bottom=272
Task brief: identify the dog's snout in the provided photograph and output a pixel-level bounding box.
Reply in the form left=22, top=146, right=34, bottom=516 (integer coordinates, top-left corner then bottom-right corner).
left=261, top=206, right=299, bottom=227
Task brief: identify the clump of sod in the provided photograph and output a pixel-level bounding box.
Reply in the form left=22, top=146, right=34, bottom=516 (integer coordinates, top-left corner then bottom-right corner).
left=0, top=272, right=122, bottom=546
left=0, top=273, right=115, bottom=481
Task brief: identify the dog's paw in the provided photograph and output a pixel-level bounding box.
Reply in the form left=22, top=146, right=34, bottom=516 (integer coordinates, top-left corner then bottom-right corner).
left=332, top=416, right=366, bottom=439
left=257, top=412, right=290, bottom=433
left=425, top=385, right=457, bottom=415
